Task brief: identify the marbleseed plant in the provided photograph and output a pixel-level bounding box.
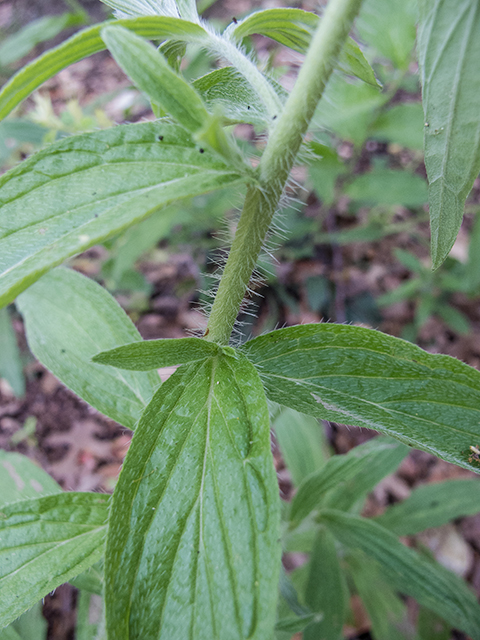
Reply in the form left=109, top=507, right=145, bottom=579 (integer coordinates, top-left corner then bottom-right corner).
left=1, top=0, right=480, bottom=638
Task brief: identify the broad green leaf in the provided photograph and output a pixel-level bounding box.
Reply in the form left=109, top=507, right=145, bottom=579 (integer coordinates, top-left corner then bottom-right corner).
left=242, top=323, right=480, bottom=473
left=0, top=450, right=61, bottom=508
left=226, top=9, right=379, bottom=88
left=94, top=336, right=224, bottom=370
left=0, top=627, right=21, bottom=640
left=289, top=437, right=407, bottom=524
left=313, top=73, right=385, bottom=146
left=273, top=408, right=328, bottom=487
left=417, top=607, right=451, bottom=640
left=320, top=510, right=480, bottom=640
left=370, top=103, right=425, bottom=151
left=356, top=0, right=417, bottom=70
left=0, top=308, right=25, bottom=397
left=101, top=26, right=209, bottom=133
left=105, top=352, right=280, bottom=640
left=346, top=552, right=409, bottom=640
left=375, top=479, right=480, bottom=536
left=0, top=492, right=108, bottom=628
left=0, top=16, right=208, bottom=121
left=417, top=0, right=480, bottom=268
left=345, top=169, right=428, bottom=208
left=76, top=591, right=101, bottom=640
left=69, top=562, right=104, bottom=596
left=308, top=143, right=348, bottom=206
left=0, top=13, right=86, bottom=67
left=17, top=268, right=158, bottom=430
left=0, top=120, right=243, bottom=307
left=303, top=527, right=346, bottom=640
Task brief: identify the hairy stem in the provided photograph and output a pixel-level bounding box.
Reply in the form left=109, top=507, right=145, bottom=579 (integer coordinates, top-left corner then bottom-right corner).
left=206, top=0, right=364, bottom=345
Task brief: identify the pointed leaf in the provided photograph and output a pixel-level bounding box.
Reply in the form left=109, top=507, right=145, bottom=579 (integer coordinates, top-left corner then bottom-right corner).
left=275, top=614, right=316, bottom=634
left=273, top=408, right=328, bottom=487
left=303, top=527, right=346, bottom=640
left=375, top=479, right=480, bottom=536
left=0, top=16, right=208, bottom=121
left=0, top=492, right=108, bottom=628
left=17, top=268, right=158, bottom=429
left=101, top=0, right=180, bottom=19
left=0, top=120, right=243, bottom=307
left=227, top=8, right=379, bottom=88
left=93, top=336, right=224, bottom=370
left=102, top=26, right=209, bottom=134
left=289, top=437, right=407, bottom=524
left=0, top=308, right=25, bottom=397
left=105, top=352, right=280, bottom=639
left=320, top=510, right=480, bottom=640
left=243, top=324, right=480, bottom=473
left=0, top=450, right=61, bottom=508
left=417, top=0, right=480, bottom=267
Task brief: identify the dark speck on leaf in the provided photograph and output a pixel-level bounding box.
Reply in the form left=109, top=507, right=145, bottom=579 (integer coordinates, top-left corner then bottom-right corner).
left=158, top=135, right=164, bottom=141
left=273, top=115, right=277, bottom=120
left=61, top=349, right=66, bottom=354
left=247, top=106, right=251, bottom=110
left=232, top=16, right=238, bottom=23
left=199, top=148, right=205, bottom=153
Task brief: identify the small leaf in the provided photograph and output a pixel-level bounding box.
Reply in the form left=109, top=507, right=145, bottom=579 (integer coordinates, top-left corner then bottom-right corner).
left=101, top=0, right=180, bottom=19
left=227, top=8, right=379, bottom=88
left=356, top=0, right=417, bottom=70
left=0, top=308, right=25, bottom=397
left=345, top=169, right=428, bottom=208
left=375, top=479, right=480, bottom=536
left=303, top=527, right=346, bottom=640
left=94, top=336, right=224, bottom=370
left=320, top=510, right=480, bottom=640
left=0, top=120, right=243, bottom=307
left=275, top=614, right=316, bottom=634
left=273, top=408, right=328, bottom=487
left=0, top=16, right=208, bottom=121
left=371, top=102, right=425, bottom=150
left=17, top=268, right=158, bottom=430
left=289, top=437, right=407, bottom=524
left=102, top=25, right=209, bottom=134
left=243, top=323, right=480, bottom=473
left=0, top=492, right=108, bottom=628
left=417, top=0, right=480, bottom=268
left=0, top=450, right=61, bottom=508
left=105, top=351, right=280, bottom=639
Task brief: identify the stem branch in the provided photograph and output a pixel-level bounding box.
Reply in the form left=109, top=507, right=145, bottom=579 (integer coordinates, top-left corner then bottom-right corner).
left=206, top=0, right=364, bottom=345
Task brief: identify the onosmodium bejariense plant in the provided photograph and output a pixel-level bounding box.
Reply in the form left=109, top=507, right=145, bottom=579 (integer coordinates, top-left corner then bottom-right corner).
left=1, top=0, right=480, bottom=639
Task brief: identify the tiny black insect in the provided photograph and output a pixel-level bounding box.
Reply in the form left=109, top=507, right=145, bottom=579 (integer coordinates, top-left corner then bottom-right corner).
left=199, top=148, right=205, bottom=153
left=232, top=16, right=238, bottom=23
left=158, top=135, right=164, bottom=141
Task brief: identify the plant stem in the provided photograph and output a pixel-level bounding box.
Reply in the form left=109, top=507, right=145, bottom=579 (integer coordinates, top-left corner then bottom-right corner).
left=205, top=0, right=364, bottom=345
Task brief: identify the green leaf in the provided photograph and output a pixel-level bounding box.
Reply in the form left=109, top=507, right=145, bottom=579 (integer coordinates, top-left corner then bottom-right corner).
left=371, top=102, right=425, bottom=151
left=346, top=551, right=409, bottom=640
left=275, top=614, right=316, bottom=635
left=0, top=120, right=243, bottom=307
left=76, top=591, right=101, bottom=640
left=69, top=562, right=104, bottom=596
left=273, top=408, right=328, bottom=487
left=417, top=0, right=480, bottom=268
left=101, top=26, right=209, bottom=134
left=417, top=606, right=451, bottom=640
left=17, top=268, right=158, bottom=430
left=289, top=437, right=407, bottom=524
left=193, top=67, right=286, bottom=127
left=0, top=492, right=108, bottom=628
left=227, top=9, right=379, bottom=88
left=0, top=450, right=61, bottom=508
left=0, top=13, right=86, bottom=67
left=345, top=169, right=428, bottom=208
left=375, top=479, right=480, bottom=536
left=105, top=352, right=280, bottom=639
left=356, top=0, right=417, bottom=70
left=313, top=73, right=385, bottom=146
left=0, top=308, right=25, bottom=397
left=93, top=336, right=224, bottom=370
left=320, top=510, right=480, bottom=640
left=0, top=16, right=208, bottom=121
left=303, top=527, right=346, bottom=640
left=11, top=602, right=48, bottom=640
left=101, top=0, right=181, bottom=19
left=242, top=323, right=480, bottom=473
left=321, top=437, right=407, bottom=513
left=0, top=626, right=22, bottom=640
